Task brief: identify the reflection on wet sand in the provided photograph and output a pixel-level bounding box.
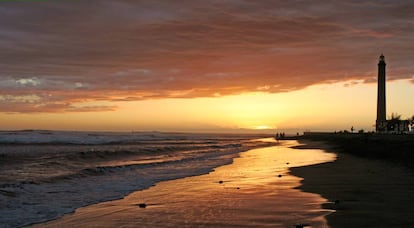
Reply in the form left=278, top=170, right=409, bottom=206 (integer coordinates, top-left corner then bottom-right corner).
left=36, top=140, right=336, bottom=227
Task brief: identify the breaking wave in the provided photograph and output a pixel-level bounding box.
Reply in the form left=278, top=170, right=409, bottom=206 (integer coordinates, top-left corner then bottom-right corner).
left=0, top=130, right=276, bottom=228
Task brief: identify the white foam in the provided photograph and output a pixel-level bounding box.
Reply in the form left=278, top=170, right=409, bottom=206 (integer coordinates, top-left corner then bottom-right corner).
left=0, top=130, right=180, bottom=145
left=0, top=131, right=275, bottom=227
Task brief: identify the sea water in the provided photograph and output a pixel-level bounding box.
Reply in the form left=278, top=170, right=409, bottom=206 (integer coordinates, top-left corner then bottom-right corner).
left=35, top=140, right=337, bottom=228
left=0, top=130, right=275, bottom=227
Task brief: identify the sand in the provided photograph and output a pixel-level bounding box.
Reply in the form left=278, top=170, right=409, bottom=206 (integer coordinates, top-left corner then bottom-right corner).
left=32, top=141, right=335, bottom=227
left=30, top=138, right=414, bottom=227
left=291, top=139, right=414, bottom=227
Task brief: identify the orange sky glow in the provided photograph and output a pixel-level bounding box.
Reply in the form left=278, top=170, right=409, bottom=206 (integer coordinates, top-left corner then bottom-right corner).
left=1, top=1, right=414, bottom=133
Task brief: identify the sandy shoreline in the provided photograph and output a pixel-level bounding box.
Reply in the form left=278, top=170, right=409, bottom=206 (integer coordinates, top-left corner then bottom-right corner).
left=291, top=139, right=414, bottom=227
left=29, top=138, right=414, bottom=227
left=33, top=140, right=335, bottom=227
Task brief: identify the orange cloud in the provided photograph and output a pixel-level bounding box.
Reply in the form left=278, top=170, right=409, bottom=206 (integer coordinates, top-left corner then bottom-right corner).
left=1, top=1, right=414, bottom=113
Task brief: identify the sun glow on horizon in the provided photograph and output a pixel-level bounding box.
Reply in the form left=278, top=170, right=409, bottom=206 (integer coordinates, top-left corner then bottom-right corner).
left=252, top=125, right=274, bottom=130
left=1, top=79, right=413, bottom=133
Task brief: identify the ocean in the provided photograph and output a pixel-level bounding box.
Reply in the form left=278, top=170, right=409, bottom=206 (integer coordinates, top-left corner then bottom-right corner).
left=0, top=130, right=276, bottom=227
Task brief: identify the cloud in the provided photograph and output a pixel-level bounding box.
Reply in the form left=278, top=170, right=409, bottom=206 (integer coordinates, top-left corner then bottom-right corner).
left=1, top=0, right=414, bottom=113
left=0, top=93, right=117, bottom=113
left=0, top=94, right=41, bottom=103
left=66, top=105, right=117, bottom=112
left=15, top=78, right=41, bottom=87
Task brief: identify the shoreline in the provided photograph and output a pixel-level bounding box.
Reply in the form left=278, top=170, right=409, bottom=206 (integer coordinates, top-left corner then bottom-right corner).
left=290, top=137, right=414, bottom=227
left=33, top=141, right=335, bottom=227
left=1, top=135, right=278, bottom=228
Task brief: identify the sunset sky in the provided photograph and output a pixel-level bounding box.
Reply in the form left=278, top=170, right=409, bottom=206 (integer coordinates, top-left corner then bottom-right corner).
left=1, top=1, right=414, bottom=133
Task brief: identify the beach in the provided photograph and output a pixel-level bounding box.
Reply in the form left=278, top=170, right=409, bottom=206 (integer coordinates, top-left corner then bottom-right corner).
left=0, top=131, right=278, bottom=227
left=291, top=138, right=414, bottom=227
left=2, top=2, right=414, bottom=228
left=33, top=140, right=335, bottom=227
left=6, top=132, right=413, bottom=227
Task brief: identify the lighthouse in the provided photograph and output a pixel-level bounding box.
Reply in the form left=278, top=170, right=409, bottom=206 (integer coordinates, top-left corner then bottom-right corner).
left=376, top=54, right=386, bottom=132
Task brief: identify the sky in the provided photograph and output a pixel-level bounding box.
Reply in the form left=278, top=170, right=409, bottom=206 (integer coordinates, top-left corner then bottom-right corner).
left=0, top=0, right=414, bottom=133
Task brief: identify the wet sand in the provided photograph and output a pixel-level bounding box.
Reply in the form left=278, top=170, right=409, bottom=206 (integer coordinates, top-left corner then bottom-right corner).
left=291, top=140, right=414, bottom=227
left=33, top=141, right=335, bottom=227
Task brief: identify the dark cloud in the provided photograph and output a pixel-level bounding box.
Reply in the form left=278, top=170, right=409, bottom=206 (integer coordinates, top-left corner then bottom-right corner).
left=1, top=0, right=414, bottom=112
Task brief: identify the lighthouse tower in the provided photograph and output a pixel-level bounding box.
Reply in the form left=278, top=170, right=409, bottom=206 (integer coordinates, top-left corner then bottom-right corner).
left=376, top=54, right=387, bottom=132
